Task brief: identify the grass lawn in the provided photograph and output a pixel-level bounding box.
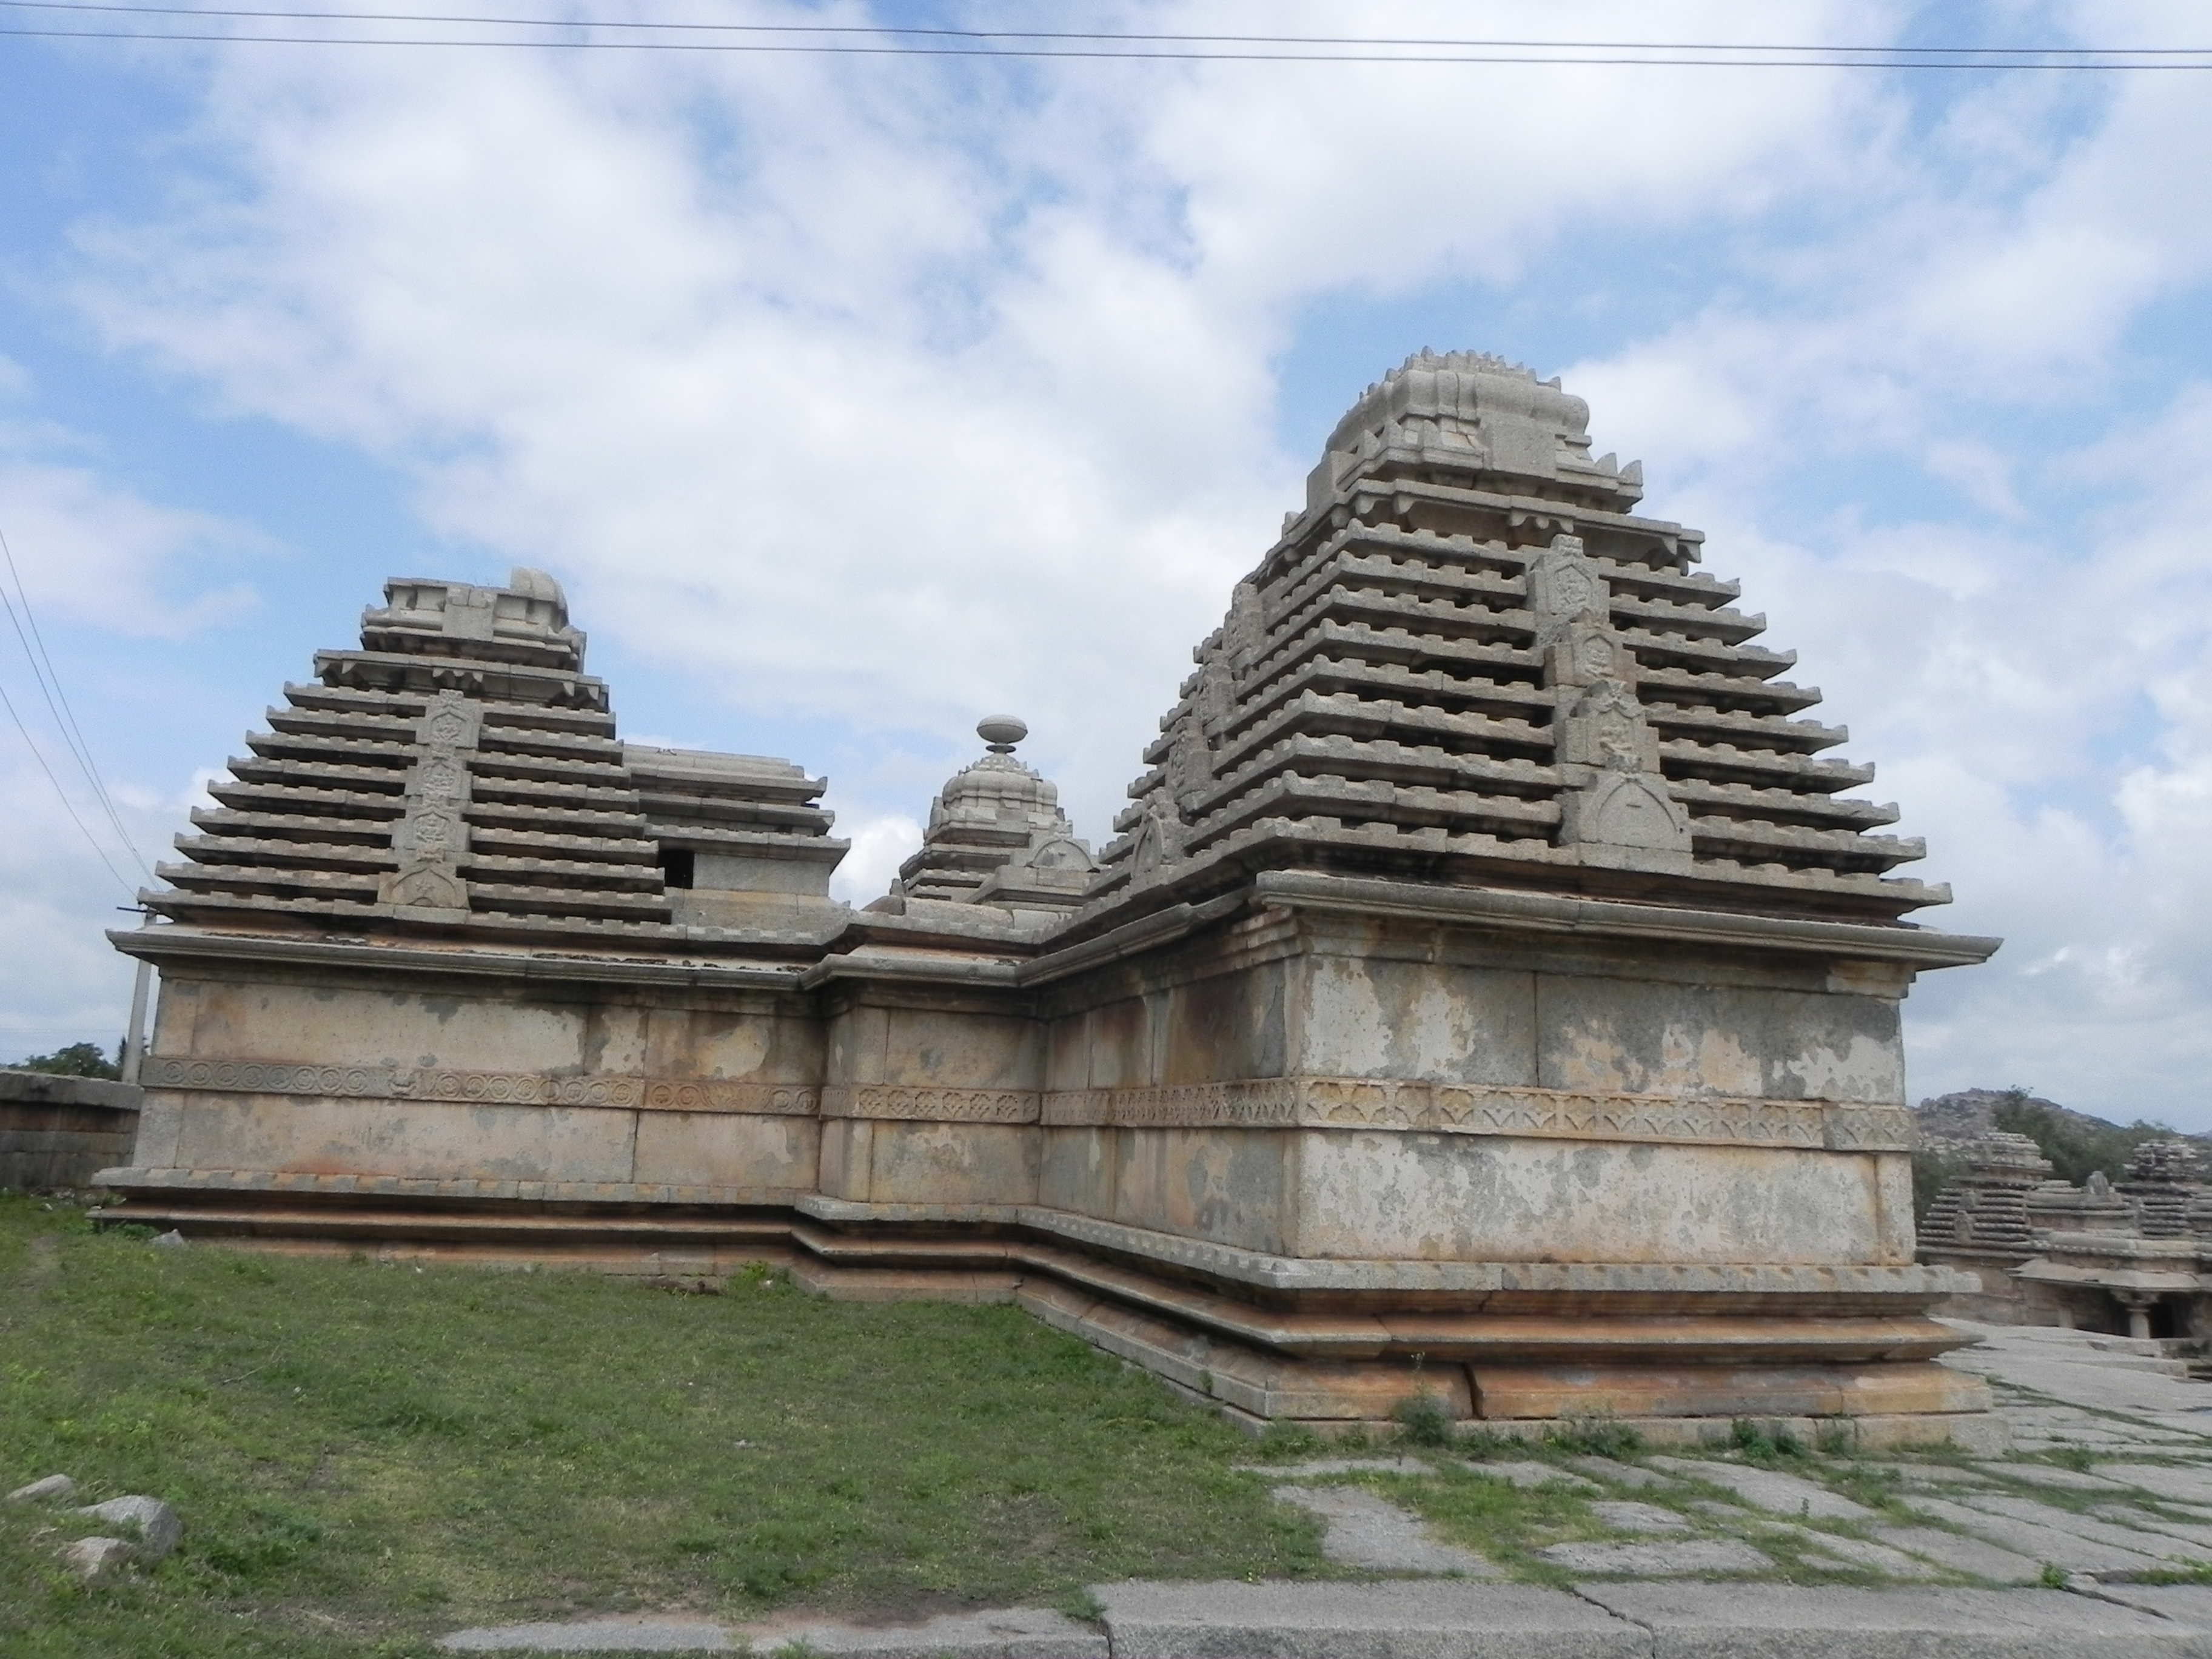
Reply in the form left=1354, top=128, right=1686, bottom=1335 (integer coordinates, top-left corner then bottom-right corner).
left=0, top=1196, right=1324, bottom=1657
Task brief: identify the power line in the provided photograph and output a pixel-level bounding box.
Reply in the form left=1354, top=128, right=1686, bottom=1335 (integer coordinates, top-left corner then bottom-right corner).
left=0, top=676, right=142, bottom=898
left=0, top=3, right=2204, bottom=65
left=0, top=2, right=2204, bottom=55
left=0, top=523, right=155, bottom=882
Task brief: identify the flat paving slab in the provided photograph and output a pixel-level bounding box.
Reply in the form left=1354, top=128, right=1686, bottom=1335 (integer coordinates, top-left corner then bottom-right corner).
left=1569, top=1458, right=1674, bottom=1490
left=2093, top=1583, right=2212, bottom=1626
left=1272, top=1484, right=1498, bottom=1575
left=2108, top=1466, right=2212, bottom=1507
left=749, top=1607, right=1108, bottom=1657
left=1246, top=1458, right=1433, bottom=1478
left=1908, top=1493, right=2170, bottom=1574
left=440, top=1619, right=733, bottom=1652
left=1096, top=1578, right=1645, bottom=1659
left=1868, top=1524, right=2048, bottom=1584
left=438, top=1608, right=1107, bottom=1656
left=1464, top=1461, right=1600, bottom=1493
left=1962, top=1492, right=2205, bottom=1561
left=1589, top=1501, right=1694, bottom=1535
left=1535, top=1538, right=1770, bottom=1576
left=1646, top=1456, right=1876, bottom=1523
left=1760, top=1526, right=1944, bottom=1580
left=1578, top=1582, right=2210, bottom=1657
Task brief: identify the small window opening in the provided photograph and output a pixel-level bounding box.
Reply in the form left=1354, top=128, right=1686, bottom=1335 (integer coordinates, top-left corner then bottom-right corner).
left=659, top=847, right=695, bottom=890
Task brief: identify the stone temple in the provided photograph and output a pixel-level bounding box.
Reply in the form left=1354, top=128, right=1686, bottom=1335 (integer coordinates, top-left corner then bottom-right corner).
left=98, top=350, right=2002, bottom=1445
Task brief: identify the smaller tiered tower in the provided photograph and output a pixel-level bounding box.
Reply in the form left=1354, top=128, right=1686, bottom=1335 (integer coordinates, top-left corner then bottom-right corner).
left=883, top=718, right=1096, bottom=919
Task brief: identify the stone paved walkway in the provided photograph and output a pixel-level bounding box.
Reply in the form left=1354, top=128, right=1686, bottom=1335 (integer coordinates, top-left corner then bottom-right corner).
left=437, top=1320, right=2212, bottom=1655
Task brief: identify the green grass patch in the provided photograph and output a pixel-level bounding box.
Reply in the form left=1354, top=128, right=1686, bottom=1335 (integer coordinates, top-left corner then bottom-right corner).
left=0, top=1197, right=1322, bottom=1657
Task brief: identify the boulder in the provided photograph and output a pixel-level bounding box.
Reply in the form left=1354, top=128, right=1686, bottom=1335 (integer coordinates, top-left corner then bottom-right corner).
left=76, top=1495, right=181, bottom=1559
left=64, top=1537, right=136, bottom=1581
left=5, top=1473, right=76, bottom=1503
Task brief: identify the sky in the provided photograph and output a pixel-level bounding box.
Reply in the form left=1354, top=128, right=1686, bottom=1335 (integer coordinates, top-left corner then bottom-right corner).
left=1, top=1, right=2210, bottom=1124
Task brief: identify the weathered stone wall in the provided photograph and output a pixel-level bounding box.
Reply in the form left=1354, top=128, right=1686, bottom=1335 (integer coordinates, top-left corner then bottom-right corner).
left=126, top=966, right=820, bottom=1202
left=0, top=1070, right=141, bottom=1190
left=1021, top=904, right=1918, bottom=1265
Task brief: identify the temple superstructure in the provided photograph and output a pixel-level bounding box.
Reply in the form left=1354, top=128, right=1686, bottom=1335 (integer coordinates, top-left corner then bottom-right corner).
left=1096, top=350, right=1927, bottom=917
left=99, top=351, right=2005, bottom=1448
left=886, top=717, right=1097, bottom=919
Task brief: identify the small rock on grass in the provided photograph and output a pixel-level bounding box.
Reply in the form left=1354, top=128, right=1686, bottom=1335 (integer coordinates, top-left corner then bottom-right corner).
left=76, top=1495, right=181, bottom=1559
left=149, top=1230, right=187, bottom=1248
left=5, top=1474, right=76, bottom=1503
left=64, top=1537, right=136, bottom=1582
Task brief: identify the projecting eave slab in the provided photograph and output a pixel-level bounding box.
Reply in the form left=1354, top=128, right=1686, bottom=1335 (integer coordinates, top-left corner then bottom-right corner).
left=1247, top=871, right=2002, bottom=971
left=106, top=925, right=808, bottom=993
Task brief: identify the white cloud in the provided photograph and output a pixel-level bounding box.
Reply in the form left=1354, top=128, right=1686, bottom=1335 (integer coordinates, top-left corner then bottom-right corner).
left=830, top=813, right=923, bottom=905
left=12, top=0, right=2212, bottom=1124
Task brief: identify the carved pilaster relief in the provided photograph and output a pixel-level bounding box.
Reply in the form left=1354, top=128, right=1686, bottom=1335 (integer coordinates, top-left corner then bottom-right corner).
left=1529, top=532, right=1692, bottom=865
left=377, top=688, right=482, bottom=920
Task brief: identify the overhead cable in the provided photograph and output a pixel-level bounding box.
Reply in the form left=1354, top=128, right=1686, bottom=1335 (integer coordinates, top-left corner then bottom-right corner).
left=0, top=524, right=155, bottom=882
left=0, top=2, right=2204, bottom=66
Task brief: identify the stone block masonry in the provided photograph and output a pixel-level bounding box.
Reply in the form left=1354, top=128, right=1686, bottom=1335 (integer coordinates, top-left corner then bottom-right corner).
left=95, top=350, right=2003, bottom=1442
left=0, top=1071, right=139, bottom=1189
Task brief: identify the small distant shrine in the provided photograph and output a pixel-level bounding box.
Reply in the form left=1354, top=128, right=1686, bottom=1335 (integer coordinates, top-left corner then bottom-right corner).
left=99, top=350, right=2003, bottom=1445
left=1922, top=1134, right=2212, bottom=1340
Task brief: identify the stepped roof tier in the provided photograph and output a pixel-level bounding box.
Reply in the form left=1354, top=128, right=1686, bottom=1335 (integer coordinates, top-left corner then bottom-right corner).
left=877, top=717, right=1097, bottom=922
left=148, top=569, right=848, bottom=956
left=1086, top=349, right=1943, bottom=925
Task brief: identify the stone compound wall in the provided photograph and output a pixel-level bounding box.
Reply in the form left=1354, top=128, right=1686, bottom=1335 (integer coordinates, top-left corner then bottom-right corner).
left=1, top=1071, right=141, bottom=1190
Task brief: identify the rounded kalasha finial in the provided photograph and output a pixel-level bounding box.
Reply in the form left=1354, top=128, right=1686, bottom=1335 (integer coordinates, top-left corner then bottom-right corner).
left=977, top=716, right=1028, bottom=753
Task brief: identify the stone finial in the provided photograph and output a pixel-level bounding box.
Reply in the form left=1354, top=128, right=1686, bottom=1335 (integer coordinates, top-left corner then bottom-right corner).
left=891, top=719, right=1095, bottom=909
left=977, top=716, right=1029, bottom=754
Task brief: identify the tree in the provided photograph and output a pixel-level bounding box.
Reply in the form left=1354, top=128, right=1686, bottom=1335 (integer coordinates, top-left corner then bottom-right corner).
left=8, top=1041, right=122, bottom=1080
left=1992, top=1087, right=2176, bottom=1186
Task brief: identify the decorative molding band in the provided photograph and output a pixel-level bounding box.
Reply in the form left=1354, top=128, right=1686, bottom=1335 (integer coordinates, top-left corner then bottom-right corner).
left=96, top=1165, right=802, bottom=1206
left=1043, top=1079, right=1912, bottom=1151
left=820, top=1085, right=1041, bottom=1124
left=141, top=1057, right=817, bottom=1116
left=138, top=1057, right=1910, bottom=1148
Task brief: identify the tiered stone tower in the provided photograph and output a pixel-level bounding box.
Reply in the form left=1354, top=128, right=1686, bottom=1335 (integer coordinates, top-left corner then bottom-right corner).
left=1920, top=1133, right=2053, bottom=1252
left=1094, top=350, right=1929, bottom=919
left=886, top=718, right=1096, bottom=919
left=158, top=570, right=846, bottom=948
left=101, top=354, right=2005, bottom=1447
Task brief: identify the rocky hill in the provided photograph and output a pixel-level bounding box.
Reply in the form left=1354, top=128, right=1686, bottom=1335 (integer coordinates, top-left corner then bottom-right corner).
left=1913, top=1088, right=2209, bottom=1188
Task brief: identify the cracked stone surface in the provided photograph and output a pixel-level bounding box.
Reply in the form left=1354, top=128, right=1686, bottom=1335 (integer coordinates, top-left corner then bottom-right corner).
left=1536, top=1537, right=1772, bottom=1575
left=1465, top=1459, right=1600, bottom=1492
left=1648, top=1456, right=1879, bottom=1522
left=1589, top=1500, right=1693, bottom=1535
left=1270, top=1484, right=1499, bottom=1575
